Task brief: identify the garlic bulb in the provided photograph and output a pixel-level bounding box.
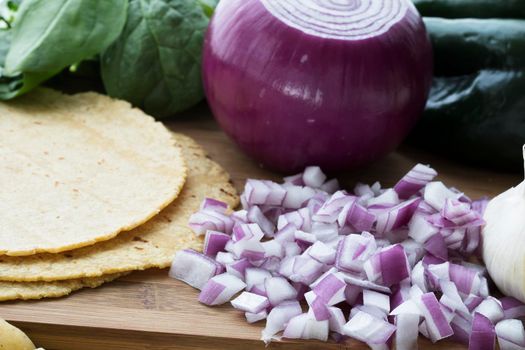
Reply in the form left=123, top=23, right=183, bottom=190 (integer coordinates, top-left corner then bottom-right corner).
left=483, top=147, right=525, bottom=303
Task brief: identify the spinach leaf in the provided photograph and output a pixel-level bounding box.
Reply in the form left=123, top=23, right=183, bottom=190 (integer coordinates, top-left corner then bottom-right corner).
left=198, top=0, right=219, bottom=18
left=0, top=28, right=56, bottom=99
left=101, top=0, right=210, bottom=118
left=5, top=0, right=128, bottom=75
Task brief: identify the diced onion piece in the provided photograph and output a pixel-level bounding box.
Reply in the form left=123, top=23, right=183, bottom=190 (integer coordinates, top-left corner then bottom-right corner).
left=363, top=289, right=391, bottom=314
left=365, top=244, right=410, bottom=286
left=439, top=280, right=470, bottom=317
left=328, top=307, right=346, bottom=334
left=341, top=272, right=392, bottom=294
left=394, top=163, right=437, bottom=199
left=495, top=319, right=525, bottom=350
left=375, top=198, right=421, bottom=235
left=198, top=273, right=246, bottom=305
left=225, top=258, right=252, bottom=279
left=203, top=230, right=230, bottom=257
left=308, top=241, right=336, bottom=264
left=391, top=300, right=422, bottom=316
left=282, top=313, right=308, bottom=339
left=313, top=191, right=353, bottom=224
left=424, top=234, right=448, bottom=261
left=247, top=206, right=275, bottom=236
left=231, top=291, right=270, bottom=313
left=169, top=249, right=224, bottom=290
left=417, top=292, right=454, bottom=342
left=424, top=182, right=461, bottom=211
left=245, top=267, right=271, bottom=290
left=189, top=209, right=235, bottom=235
left=501, top=297, right=525, bottom=320
left=368, top=189, right=400, bottom=208
left=320, top=178, right=340, bottom=194
left=474, top=297, right=504, bottom=324
left=343, top=310, right=396, bottom=345
left=261, top=240, right=284, bottom=259
left=336, top=232, right=377, bottom=273
left=200, top=198, right=229, bottom=213
left=408, top=214, right=439, bottom=243
left=395, top=313, right=420, bottom=350
left=215, top=251, right=235, bottom=265
left=246, top=310, right=268, bottom=323
left=302, top=166, right=327, bottom=188
left=304, top=291, right=331, bottom=321
left=277, top=207, right=311, bottom=231
left=261, top=300, right=302, bottom=343
left=265, top=277, right=298, bottom=306
left=282, top=186, right=317, bottom=209
left=469, top=313, right=496, bottom=350
left=311, top=272, right=346, bottom=306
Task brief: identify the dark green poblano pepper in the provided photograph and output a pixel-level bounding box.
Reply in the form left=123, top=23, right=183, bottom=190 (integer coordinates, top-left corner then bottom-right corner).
left=409, top=10, right=525, bottom=170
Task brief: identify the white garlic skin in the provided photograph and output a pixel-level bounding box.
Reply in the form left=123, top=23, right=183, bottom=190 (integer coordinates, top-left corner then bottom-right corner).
left=483, top=181, right=525, bottom=303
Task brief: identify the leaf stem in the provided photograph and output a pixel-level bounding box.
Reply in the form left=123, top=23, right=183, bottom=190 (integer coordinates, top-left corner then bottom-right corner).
left=0, top=16, right=11, bottom=29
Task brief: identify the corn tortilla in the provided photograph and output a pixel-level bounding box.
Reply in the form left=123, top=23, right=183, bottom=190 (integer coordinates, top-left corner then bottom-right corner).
left=0, top=89, right=186, bottom=256
left=0, top=273, right=124, bottom=301
left=0, top=133, right=238, bottom=282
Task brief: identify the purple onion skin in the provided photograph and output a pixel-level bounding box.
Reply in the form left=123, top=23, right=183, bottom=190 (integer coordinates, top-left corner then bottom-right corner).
left=203, top=0, right=433, bottom=173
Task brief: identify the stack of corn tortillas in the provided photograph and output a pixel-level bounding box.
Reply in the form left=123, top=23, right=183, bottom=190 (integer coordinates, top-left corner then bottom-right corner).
left=0, top=89, right=238, bottom=301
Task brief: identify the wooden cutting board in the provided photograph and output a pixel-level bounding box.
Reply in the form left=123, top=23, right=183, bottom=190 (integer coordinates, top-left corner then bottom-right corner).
left=1, top=107, right=520, bottom=350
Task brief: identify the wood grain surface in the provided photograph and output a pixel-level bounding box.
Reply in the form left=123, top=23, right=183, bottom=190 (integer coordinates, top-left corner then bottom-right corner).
left=0, top=105, right=520, bottom=349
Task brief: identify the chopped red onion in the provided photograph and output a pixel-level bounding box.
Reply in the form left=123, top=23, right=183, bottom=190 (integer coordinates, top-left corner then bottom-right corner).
left=308, top=241, right=336, bottom=264
left=363, top=290, right=391, bottom=314
left=189, top=209, right=235, bottom=236
left=245, top=267, right=271, bottom=290
left=364, top=244, right=410, bottom=287
left=231, top=291, right=270, bottom=313
left=302, top=166, right=327, bottom=188
left=247, top=206, right=275, bottom=236
left=173, top=162, right=492, bottom=347
left=261, top=300, right=302, bottom=343
left=408, top=214, right=439, bottom=243
left=320, top=179, right=340, bottom=194
left=473, top=297, right=504, bottom=324
left=246, top=310, right=268, bottom=324
left=424, top=182, right=462, bottom=211
left=336, top=232, right=377, bottom=273
left=495, top=319, right=525, bottom=350
left=282, top=186, right=317, bottom=209
left=417, top=292, right=454, bottom=342
left=424, top=234, right=448, bottom=261
left=343, top=310, right=396, bottom=345
left=200, top=198, right=229, bottom=213
left=375, top=198, right=420, bottom=235
left=265, top=277, right=297, bottom=306
left=203, top=230, right=230, bottom=257
left=395, top=313, right=420, bottom=350
left=198, top=273, right=246, bottom=305
left=169, top=249, right=224, bottom=290
left=225, top=258, right=252, bottom=279
left=469, top=313, right=496, bottom=350
left=394, top=163, right=437, bottom=199
left=501, top=297, right=525, bottom=319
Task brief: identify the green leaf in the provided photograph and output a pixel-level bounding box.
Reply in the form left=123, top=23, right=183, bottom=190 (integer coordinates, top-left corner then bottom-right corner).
left=5, top=0, right=128, bottom=74
left=101, top=0, right=210, bottom=118
left=7, top=0, right=21, bottom=11
left=0, top=28, right=58, bottom=99
left=198, top=0, right=219, bottom=18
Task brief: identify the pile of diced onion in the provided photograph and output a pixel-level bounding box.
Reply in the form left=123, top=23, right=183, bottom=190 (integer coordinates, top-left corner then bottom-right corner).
left=170, top=164, right=525, bottom=349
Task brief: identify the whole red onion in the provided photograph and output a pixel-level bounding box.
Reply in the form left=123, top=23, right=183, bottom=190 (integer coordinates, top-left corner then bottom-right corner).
left=203, top=0, right=433, bottom=173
